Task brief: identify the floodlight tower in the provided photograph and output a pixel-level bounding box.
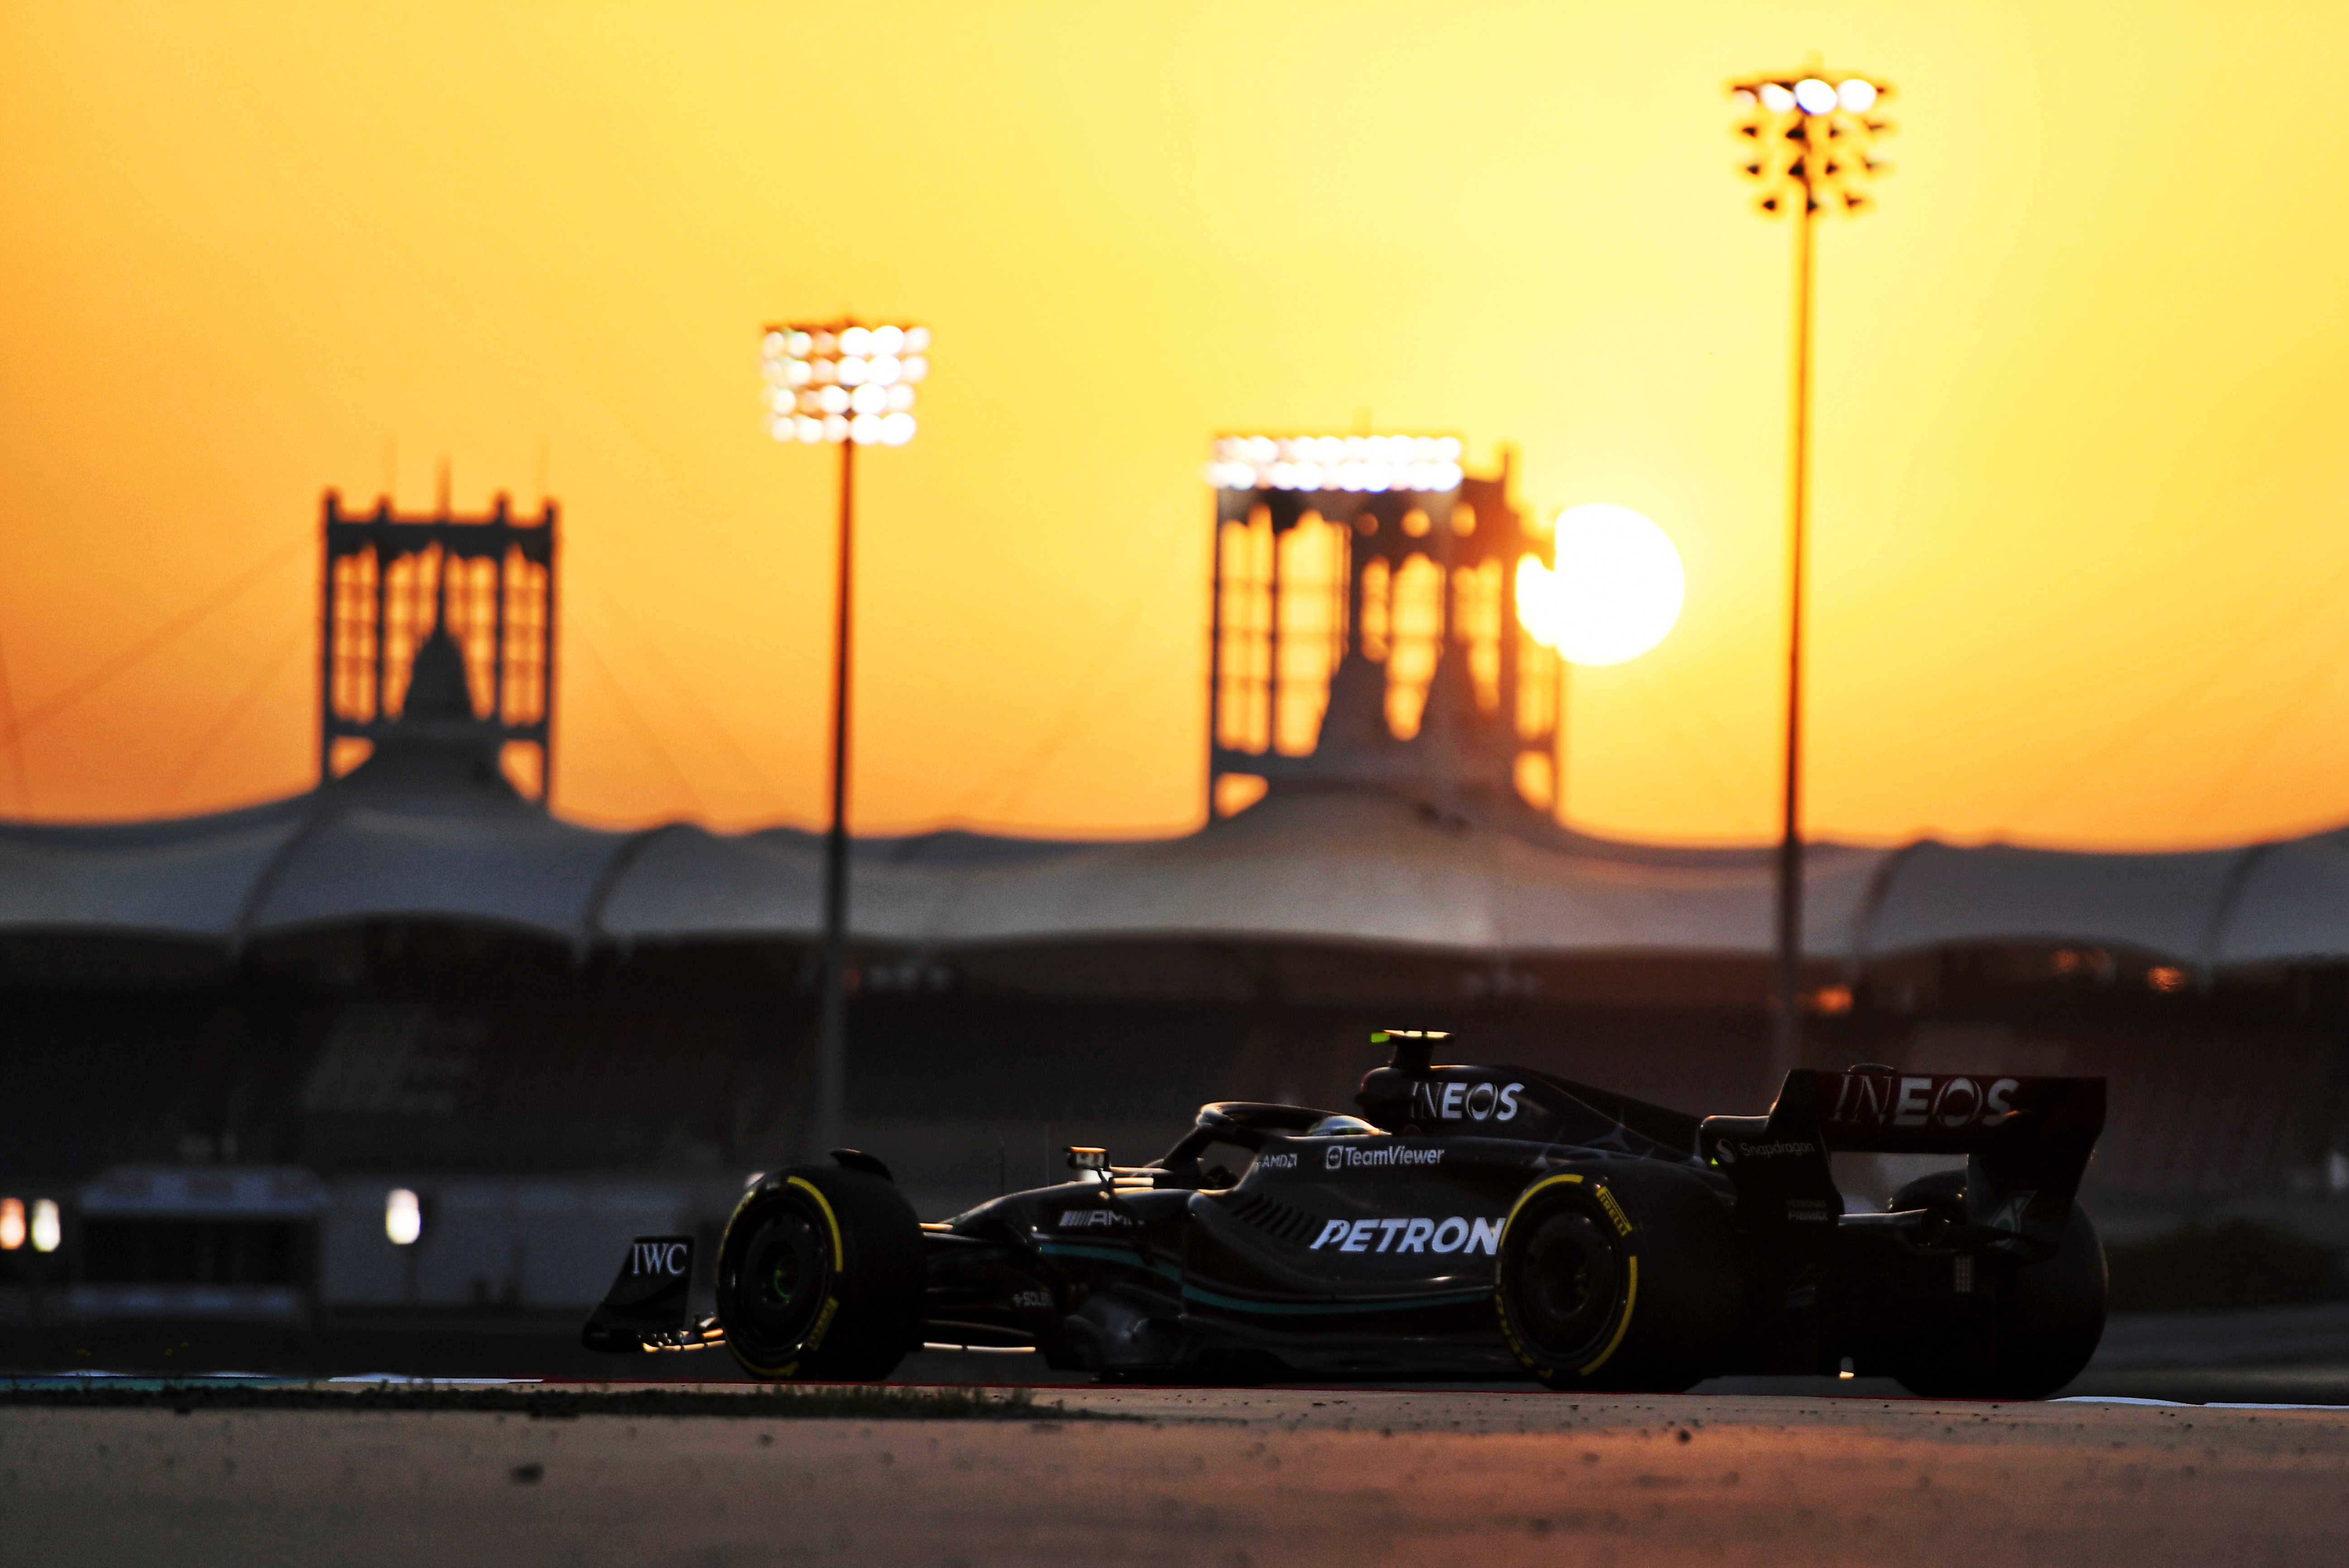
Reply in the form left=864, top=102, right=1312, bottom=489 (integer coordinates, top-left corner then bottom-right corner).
left=1729, top=68, right=1893, bottom=1092
left=759, top=320, right=930, bottom=1156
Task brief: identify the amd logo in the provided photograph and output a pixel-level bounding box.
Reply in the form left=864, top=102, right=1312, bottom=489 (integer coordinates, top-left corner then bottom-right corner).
left=1310, top=1216, right=1502, bottom=1255
left=631, top=1240, right=689, bottom=1277
left=1408, top=1080, right=1524, bottom=1125
left=1257, top=1152, right=1297, bottom=1169
left=1829, top=1074, right=2020, bottom=1129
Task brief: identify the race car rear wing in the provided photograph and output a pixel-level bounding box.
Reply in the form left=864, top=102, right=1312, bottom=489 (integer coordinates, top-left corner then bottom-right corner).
left=1699, top=1067, right=2106, bottom=1259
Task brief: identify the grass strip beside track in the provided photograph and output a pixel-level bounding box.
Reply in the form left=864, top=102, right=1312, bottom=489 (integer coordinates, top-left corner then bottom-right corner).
left=0, top=1380, right=1085, bottom=1421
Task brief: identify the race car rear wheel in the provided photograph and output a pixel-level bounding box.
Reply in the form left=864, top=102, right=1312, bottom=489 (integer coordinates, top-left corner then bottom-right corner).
left=717, top=1164, right=921, bottom=1381
left=1888, top=1169, right=2106, bottom=1400
left=1495, top=1163, right=1738, bottom=1393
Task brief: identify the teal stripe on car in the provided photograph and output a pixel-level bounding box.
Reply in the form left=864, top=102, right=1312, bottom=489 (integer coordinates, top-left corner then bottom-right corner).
left=1036, top=1243, right=1490, bottom=1317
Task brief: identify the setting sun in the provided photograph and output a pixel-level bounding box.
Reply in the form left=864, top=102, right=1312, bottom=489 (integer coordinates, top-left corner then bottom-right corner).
left=1518, top=503, right=1686, bottom=667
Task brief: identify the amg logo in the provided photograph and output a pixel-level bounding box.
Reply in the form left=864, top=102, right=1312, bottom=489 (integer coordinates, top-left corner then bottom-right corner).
left=631, top=1240, right=689, bottom=1277
left=1829, top=1074, right=2020, bottom=1129
left=1057, top=1208, right=1134, bottom=1229
left=1407, top=1080, right=1524, bottom=1124
left=1324, top=1144, right=1446, bottom=1172
left=1310, top=1216, right=1501, bottom=1255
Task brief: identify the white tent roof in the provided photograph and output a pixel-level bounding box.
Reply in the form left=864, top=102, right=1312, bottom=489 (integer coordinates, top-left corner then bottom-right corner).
left=5, top=754, right=2349, bottom=966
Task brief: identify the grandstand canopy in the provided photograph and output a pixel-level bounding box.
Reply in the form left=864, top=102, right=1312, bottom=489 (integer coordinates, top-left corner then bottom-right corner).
left=7, top=716, right=2349, bottom=974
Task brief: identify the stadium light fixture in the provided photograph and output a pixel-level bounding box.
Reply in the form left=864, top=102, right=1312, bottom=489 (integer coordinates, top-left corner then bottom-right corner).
left=760, top=319, right=931, bottom=1158
left=385, top=1187, right=423, bottom=1247
left=1205, top=435, right=1465, bottom=495
left=0, top=1197, right=22, bottom=1251
left=29, top=1198, right=60, bottom=1254
left=1730, top=65, right=1894, bottom=1093
left=761, top=323, right=928, bottom=449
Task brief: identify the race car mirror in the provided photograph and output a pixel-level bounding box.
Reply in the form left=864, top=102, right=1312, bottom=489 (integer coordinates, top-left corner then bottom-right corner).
left=1065, top=1146, right=1109, bottom=1175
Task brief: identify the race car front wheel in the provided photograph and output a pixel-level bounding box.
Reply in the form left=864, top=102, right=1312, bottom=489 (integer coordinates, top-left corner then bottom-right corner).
left=717, top=1163, right=921, bottom=1381
left=1495, top=1162, right=1738, bottom=1393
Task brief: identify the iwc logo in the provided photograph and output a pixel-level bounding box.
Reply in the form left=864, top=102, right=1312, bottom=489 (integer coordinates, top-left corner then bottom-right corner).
left=630, top=1240, right=689, bottom=1277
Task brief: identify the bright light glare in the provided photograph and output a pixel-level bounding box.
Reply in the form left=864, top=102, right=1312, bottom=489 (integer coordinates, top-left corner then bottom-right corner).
left=30, top=1198, right=60, bottom=1254
left=763, top=324, right=927, bottom=443
left=0, top=1197, right=21, bottom=1251
left=1794, top=77, right=1838, bottom=115
left=1759, top=82, right=1795, bottom=111
left=1206, top=434, right=1464, bottom=493
left=1517, top=503, right=1685, bottom=666
left=1838, top=78, right=1877, bottom=112
left=386, top=1187, right=422, bottom=1246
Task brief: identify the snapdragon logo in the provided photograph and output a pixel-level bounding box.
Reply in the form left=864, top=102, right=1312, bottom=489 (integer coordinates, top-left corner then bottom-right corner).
left=1323, top=1144, right=1446, bottom=1172
left=1310, top=1216, right=1501, bottom=1255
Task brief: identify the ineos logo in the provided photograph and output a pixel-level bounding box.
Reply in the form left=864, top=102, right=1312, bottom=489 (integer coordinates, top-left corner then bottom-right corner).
left=632, top=1241, right=689, bottom=1277
left=1407, top=1079, right=1524, bottom=1124
left=1830, top=1074, right=2019, bottom=1129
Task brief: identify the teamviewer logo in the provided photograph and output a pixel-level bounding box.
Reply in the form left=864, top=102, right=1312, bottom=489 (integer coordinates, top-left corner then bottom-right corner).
left=1326, top=1145, right=1345, bottom=1170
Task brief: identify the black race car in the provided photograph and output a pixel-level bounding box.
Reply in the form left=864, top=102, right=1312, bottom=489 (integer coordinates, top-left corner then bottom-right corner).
left=586, top=1032, right=2109, bottom=1398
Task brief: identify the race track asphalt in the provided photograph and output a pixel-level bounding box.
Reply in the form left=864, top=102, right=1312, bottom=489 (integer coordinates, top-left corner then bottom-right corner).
left=8, top=1382, right=2349, bottom=1567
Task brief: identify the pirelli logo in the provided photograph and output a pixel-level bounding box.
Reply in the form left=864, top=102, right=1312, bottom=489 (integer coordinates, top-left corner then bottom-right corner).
left=806, top=1296, right=839, bottom=1351
left=1597, top=1186, right=1633, bottom=1237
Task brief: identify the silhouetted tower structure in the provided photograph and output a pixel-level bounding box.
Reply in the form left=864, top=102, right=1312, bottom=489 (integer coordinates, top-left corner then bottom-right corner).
left=318, top=490, right=557, bottom=804
left=1205, top=436, right=1558, bottom=819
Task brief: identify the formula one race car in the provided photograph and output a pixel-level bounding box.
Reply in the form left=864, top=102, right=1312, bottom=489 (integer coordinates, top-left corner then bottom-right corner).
left=585, top=1032, right=2109, bottom=1398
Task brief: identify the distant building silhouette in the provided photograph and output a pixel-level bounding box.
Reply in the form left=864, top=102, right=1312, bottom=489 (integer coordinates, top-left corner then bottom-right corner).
left=320, top=491, right=555, bottom=803
left=1206, top=442, right=1557, bottom=821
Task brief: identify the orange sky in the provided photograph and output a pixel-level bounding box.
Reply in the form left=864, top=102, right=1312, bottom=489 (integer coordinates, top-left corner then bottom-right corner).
left=7, top=2, right=2349, bottom=850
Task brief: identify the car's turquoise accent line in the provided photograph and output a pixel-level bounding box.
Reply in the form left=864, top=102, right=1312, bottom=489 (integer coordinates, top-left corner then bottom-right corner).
left=1178, top=1283, right=1492, bottom=1317
left=1036, top=1241, right=1490, bottom=1317
left=1037, top=1241, right=1181, bottom=1281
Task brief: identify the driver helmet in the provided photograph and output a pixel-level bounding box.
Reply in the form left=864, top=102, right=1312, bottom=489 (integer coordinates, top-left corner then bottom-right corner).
left=1304, top=1114, right=1384, bottom=1137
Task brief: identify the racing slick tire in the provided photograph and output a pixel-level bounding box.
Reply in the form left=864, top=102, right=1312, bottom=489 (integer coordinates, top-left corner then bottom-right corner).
left=717, top=1164, right=921, bottom=1381
left=1888, top=1169, right=2107, bottom=1401
left=1495, top=1162, right=1739, bottom=1393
